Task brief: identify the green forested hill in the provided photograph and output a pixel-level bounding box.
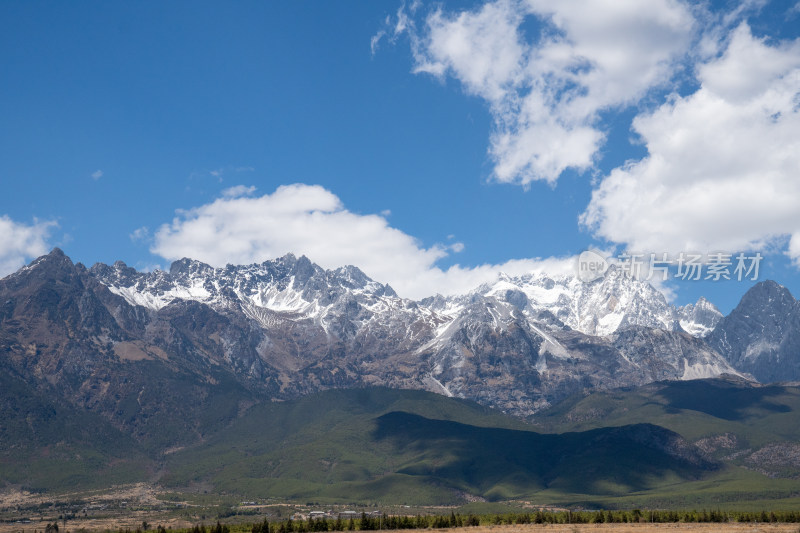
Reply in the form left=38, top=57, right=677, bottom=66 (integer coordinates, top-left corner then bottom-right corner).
left=0, top=363, right=151, bottom=490
left=161, top=387, right=714, bottom=506
left=5, top=380, right=800, bottom=509
left=531, top=376, right=800, bottom=508
left=535, top=376, right=800, bottom=450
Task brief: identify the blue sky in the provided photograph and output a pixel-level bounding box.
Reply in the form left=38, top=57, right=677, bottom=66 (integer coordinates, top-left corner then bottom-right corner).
left=1, top=1, right=799, bottom=312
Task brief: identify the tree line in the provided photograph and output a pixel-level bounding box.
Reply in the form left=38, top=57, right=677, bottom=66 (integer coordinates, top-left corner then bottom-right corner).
left=38, top=508, right=800, bottom=533
left=243, top=509, right=800, bottom=531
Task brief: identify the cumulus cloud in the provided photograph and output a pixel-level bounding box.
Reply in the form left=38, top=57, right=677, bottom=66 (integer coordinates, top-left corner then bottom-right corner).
left=581, top=24, right=800, bottom=262
left=151, top=184, right=576, bottom=298
left=91, top=169, right=103, bottom=180
left=0, top=215, right=57, bottom=277
left=396, top=0, right=695, bottom=185
left=379, top=0, right=800, bottom=279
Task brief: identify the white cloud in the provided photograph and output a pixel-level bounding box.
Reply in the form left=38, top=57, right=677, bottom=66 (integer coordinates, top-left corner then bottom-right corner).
left=130, top=226, right=151, bottom=243
left=151, top=184, right=576, bottom=299
left=381, top=1, right=800, bottom=281
left=0, top=215, right=57, bottom=277
left=91, top=169, right=103, bottom=180
left=409, top=254, right=579, bottom=298
left=398, top=0, right=694, bottom=185
left=449, top=242, right=465, bottom=253
left=371, top=27, right=387, bottom=56
left=221, top=185, right=257, bottom=198
left=190, top=165, right=254, bottom=183
left=371, top=3, right=419, bottom=56
left=581, top=24, right=800, bottom=261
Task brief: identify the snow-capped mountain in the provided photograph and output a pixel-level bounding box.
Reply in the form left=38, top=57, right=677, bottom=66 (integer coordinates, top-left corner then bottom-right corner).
left=678, top=297, right=723, bottom=337
left=92, top=254, right=397, bottom=315
left=463, top=266, right=720, bottom=337
left=91, top=254, right=410, bottom=335
left=80, top=251, right=740, bottom=415
left=95, top=255, right=718, bottom=342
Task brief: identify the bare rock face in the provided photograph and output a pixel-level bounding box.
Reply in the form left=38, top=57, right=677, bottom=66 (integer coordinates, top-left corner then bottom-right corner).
left=708, top=281, right=800, bottom=383
left=0, top=249, right=743, bottom=447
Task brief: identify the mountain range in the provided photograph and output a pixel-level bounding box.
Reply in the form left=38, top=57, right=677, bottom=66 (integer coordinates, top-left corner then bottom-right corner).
left=3, top=249, right=800, bottom=504
left=3, top=249, right=797, bottom=421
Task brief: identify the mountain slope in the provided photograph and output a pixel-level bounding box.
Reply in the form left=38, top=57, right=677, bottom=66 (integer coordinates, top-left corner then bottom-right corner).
left=162, top=387, right=715, bottom=505
left=708, top=281, right=800, bottom=382
left=535, top=377, right=800, bottom=480
left=0, top=361, right=151, bottom=490
left=0, top=249, right=264, bottom=452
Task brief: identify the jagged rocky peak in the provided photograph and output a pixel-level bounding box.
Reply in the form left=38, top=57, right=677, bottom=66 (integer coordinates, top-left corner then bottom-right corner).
left=331, top=264, right=398, bottom=297
left=31, top=249, right=721, bottom=341
left=417, top=293, right=449, bottom=311
left=46, top=246, right=67, bottom=258
left=169, top=257, right=215, bottom=279
left=235, top=252, right=297, bottom=280
left=738, top=279, right=796, bottom=312
left=0, top=248, right=129, bottom=337
left=88, top=252, right=400, bottom=315
left=467, top=265, right=679, bottom=337
left=331, top=264, right=370, bottom=287
left=90, top=259, right=141, bottom=285
left=290, top=254, right=320, bottom=283
left=28, top=247, right=74, bottom=271
left=678, top=297, right=723, bottom=337
left=718, top=280, right=798, bottom=340
left=6, top=248, right=81, bottom=289
left=707, top=280, right=800, bottom=383
left=500, top=288, right=529, bottom=310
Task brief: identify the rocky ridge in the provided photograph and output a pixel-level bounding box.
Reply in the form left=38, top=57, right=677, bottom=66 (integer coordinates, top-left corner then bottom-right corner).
left=0, top=248, right=750, bottom=448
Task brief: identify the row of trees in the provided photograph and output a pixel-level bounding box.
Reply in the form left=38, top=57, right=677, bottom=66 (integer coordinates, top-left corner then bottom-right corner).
left=247, top=512, right=480, bottom=533
left=244, top=509, right=800, bottom=531
left=78, top=509, right=800, bottom=533
left=191, top=522, right=231, bottom=533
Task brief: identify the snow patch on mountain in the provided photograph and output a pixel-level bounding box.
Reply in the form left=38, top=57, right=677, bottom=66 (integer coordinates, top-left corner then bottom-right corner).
left=95, top=255, right=724, bottom=345
left=678, top=297, right=723, bottom=337
left=471, top=267, right=720, bottom=338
